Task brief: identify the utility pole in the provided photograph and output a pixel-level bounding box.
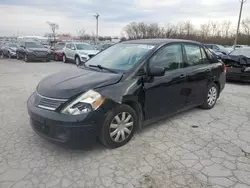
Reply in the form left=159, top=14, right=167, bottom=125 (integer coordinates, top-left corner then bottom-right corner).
left=234, top=0, right=247, bottom=50
left=94, top=13, right=99, bottom=43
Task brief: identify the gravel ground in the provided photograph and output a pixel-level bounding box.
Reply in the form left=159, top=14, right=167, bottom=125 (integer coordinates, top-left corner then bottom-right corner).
left=0, top=59, right=250, bottom=188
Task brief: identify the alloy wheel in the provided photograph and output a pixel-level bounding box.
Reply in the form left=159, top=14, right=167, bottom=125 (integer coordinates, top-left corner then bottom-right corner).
left=109, top=112, right=134, bottom=143
left=207, top=86, right=217, bottom=106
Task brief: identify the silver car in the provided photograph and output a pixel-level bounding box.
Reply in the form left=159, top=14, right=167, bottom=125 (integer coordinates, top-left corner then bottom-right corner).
left=62, top=42, right=100, bottom=65
left=1, top=43, right=18, bottom=58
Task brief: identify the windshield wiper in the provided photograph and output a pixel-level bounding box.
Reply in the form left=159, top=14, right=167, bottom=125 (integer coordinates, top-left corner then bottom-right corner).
left=88, top=65, right=118, bottom=73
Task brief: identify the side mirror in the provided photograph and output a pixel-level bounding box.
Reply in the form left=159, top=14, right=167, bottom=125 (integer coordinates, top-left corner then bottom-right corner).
left=149, top=66, right=165, bottom=77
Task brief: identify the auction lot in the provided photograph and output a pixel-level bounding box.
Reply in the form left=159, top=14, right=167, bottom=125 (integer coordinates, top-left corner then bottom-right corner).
left=0, top=59, right=250, bottom=188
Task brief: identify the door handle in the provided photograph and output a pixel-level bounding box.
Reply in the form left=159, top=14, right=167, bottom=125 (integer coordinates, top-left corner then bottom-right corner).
left=206, top=68, right=211, bottom=73
left=179, top=74, right=187, bottom=78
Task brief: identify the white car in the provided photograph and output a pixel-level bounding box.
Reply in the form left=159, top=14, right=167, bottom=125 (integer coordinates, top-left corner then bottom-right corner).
left=62, top=42, right=100, bottom=65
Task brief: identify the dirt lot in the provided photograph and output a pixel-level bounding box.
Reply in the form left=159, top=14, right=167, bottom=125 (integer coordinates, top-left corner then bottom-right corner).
left=0, top=59, right=250, bottom=188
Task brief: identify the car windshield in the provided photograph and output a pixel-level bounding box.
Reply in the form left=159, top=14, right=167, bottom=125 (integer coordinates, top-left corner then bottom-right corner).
left=25, top=42, right=44, bottom=48
left=54, top=45, right=64, bottom=50
left=75, top=43, right=95, bottom=50
left=9, top=43, right=17, bottom=48
left=85, top=43, right=156, bottom=71
left=230, top=48, right=250, bottom=58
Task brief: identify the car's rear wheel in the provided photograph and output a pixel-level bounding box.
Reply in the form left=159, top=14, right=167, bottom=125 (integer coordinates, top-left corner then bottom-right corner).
left=75, top=56, right=81, bottom=66
left=63, top=54, right=67, bottom=63
left=100, top=104, right=137, bottom=148
left=201, top=83, right=218, bottom=109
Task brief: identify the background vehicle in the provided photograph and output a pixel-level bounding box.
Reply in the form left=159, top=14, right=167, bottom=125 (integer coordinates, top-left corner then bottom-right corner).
left=204, top=44, right=229, bottom=55
left=0, top=42, right=6, bottom=57
left=96, top=43, right=113, bottom=51
left=1, top=43, right=18, bottom=58
left=16, top=41, right=53, bottom=62
left=28, top=39, right=226, bottom=148
left=221, top=47, right=250, bottom=82
left=51, top=43, right=65, bottom=61
left=62, top=42, right=100, bottom=65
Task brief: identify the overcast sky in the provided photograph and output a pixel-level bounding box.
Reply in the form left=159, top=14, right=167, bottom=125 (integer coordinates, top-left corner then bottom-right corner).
left=1, top=0, right=250, bottom=37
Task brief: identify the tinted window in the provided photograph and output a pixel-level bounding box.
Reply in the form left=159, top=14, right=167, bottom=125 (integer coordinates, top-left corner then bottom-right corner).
left=183, top=44, right=208, bottom=67
left=149, top=44, right=182, bottom=70
left=75, top=43, right=95, bottom=50
left=25, top=42, right=44, bottom=48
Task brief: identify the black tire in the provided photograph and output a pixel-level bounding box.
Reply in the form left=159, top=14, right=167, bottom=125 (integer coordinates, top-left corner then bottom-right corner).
left=100, top=104, right=138, bottom=148
left=63, top=54, right=67, bottom=63
left=55, top=54, right=58, bottom=61
left=24, top=54, right=29, bottom=62
left=16, top=53, right=21, bottom=60
left=201, top=83, right=219, bottom=109
left=75, top=56, right=81, bottom=66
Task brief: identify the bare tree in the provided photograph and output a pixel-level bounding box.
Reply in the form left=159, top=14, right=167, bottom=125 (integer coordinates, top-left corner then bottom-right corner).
left=47, top=21, right=59, bottom=42
left=241, top=18, right=250, bottom=35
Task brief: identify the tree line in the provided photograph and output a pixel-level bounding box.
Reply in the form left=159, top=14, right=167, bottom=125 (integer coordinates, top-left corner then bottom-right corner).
left=122, top=18, right=250, bottom=45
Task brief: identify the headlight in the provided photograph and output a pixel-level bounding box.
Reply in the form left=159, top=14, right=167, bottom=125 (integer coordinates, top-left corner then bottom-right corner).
left=61, top=90, right=104, bottom=115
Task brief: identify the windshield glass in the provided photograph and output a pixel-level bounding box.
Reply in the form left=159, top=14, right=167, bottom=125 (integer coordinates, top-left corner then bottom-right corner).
left=25, top=42, right=44, bottom=48
left=230, top=48, right=250, bottom=58
left=54, top=45, right=65, bottom=50
left=75, top=43, right=95, bottom=50
left=85, top=43, right=155, bottom=71
left=9, top=43, right=17, bottom=48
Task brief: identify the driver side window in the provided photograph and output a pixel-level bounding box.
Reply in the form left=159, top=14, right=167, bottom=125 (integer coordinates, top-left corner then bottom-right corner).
left=149, top=44, right=182, bottom=71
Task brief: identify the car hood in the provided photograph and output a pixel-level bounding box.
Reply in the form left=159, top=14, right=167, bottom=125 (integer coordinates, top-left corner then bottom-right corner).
left=37, top=68, right=122, bottom=99
left=78, top=50, right=100, bottom=55
left=27, top=48, right=48, bottom=52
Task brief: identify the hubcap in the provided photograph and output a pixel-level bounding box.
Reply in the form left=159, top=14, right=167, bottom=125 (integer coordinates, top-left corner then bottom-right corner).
left=207, top=86, right=217, bottom=106
left=109, top=112, right=134, bottom=143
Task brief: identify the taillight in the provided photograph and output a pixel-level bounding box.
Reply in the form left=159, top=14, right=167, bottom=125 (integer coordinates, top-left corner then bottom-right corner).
left=223, top=64, right=227, bottom=72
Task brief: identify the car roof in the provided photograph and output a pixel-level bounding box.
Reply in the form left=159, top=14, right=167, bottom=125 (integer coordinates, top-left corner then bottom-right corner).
left=122, top=38, right=200, bottom=45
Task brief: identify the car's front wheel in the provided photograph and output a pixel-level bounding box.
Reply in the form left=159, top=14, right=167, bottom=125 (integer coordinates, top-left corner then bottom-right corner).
left=16, top=53, right=21, bottom=60
left=201, top=83, right=218, bottom=109
left=75, top=56, right=81, bottom=66
left=63, top=54, right=67, bottom=63
left=100, top=104, right=137, bottom=148
left=24, top=54, right=29, bottom=62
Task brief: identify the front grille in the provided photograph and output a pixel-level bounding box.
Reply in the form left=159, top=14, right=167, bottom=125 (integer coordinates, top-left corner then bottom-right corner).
left=35, top=51, right=47, bottom=56
left=36, top=93, right=67, bottom=111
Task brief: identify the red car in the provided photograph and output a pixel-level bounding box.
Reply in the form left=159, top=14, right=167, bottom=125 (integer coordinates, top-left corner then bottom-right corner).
left=52, top=44, right=65, bottom=61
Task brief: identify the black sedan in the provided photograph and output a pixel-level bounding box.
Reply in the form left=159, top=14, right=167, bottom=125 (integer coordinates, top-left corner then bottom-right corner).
left=221, top=47, right=250, bottom=82
left=16, top=41, right=53, bottom=62
left=27, top=39, right=226, bottom=148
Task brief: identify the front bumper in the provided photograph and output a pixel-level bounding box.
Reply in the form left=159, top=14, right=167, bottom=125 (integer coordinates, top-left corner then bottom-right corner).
left=27, top=93, right=106, bottom=148
left=226, top=68, right=250, bottom=82
left=27, top=53, right=53, bottom=61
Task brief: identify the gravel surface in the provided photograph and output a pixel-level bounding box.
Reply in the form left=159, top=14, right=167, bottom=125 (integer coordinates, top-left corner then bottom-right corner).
left=0, top=59, right=250, bottom=188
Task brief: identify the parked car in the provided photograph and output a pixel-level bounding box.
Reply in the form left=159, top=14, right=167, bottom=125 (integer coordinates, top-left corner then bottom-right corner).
left=51, top=43, right=65, bottom=61
left=62, top=42, right=100, bottom=65
left=27, top=39, right=226, bottom=148
left=204, top=44, right=229, bottom=55
left=209, top=49, right=225, bottom=59
left=0, top=42, right=6, bottom=57
left=221, top=47, right=250, bottom=82
left=1, top=43, right=18, bottom=58
left=16, top=41, right=53, bottom=62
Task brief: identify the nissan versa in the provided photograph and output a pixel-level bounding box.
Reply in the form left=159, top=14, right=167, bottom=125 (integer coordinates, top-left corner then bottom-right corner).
left=27, top=39, right=226, bottom=148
